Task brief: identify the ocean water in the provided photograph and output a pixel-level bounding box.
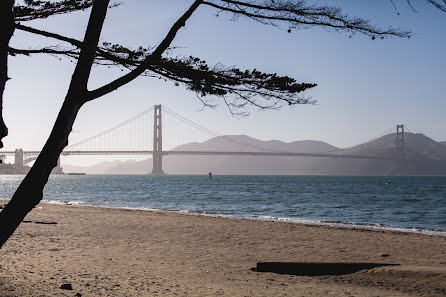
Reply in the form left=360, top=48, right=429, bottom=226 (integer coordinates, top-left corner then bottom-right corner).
left=0, top=175, right=445, bottom=236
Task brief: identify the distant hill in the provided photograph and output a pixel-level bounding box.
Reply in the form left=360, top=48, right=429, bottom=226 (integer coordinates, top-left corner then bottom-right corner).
left=96, top=136, right=340, bottom=175
left=329, top=132, right=446, bottom=175
left=441, top=141, right=446, bottom=147
left=63, top=133, right=446, bottom=175
left=173, top=135, right=338, bottom=153
left=340, top=133, right=446, bottom=160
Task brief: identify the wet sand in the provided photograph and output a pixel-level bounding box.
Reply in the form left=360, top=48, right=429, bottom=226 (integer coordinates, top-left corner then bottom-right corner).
left=0, top=201, right=445, bottom=296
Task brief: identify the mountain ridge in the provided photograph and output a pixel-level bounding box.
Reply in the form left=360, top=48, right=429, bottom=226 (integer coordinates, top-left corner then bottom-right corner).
left=63, top=133, right=446, bottom=175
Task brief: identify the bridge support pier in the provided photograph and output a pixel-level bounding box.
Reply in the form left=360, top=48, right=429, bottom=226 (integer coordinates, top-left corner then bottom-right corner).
left=51, top=157, right=64, bottom=174
left=152, top=105, right=164, bottom=174
left=14, top=149, right=23, bottom=167
left=396, top=124, right=405, bottom=153
left=392, top=124, right=407, bottom=175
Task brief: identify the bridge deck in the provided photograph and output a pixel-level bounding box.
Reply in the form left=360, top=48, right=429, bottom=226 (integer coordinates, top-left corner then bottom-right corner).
left=1, top=150, right=394, bottom=161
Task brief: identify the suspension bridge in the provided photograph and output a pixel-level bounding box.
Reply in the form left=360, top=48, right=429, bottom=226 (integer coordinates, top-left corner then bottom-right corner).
left=0, top=105, right=408, bottom=174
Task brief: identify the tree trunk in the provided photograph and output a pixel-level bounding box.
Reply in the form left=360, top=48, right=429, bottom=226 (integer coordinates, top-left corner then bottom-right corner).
left=0, top=93, right=82, bottom=247
left=0, top=0, right=110, bottom=248
left=0, top=0, right=15, bottom=148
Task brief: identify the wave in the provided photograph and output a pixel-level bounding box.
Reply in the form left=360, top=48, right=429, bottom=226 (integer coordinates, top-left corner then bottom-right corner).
left=41, top=199, right=446, bottom=237
left=44, top=199, right=85, bottom=206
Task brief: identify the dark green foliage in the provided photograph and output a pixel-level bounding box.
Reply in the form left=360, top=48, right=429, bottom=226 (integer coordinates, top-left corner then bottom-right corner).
left=14, top=0, right=94, bottom=21
left=11, top=0, right=445, bottom=113
left=13, top=33, right=316, bottom=112
left=8, top=0, right=446, bottom=114
left=153, top=56, right=316, bottom=108
left=90, top=42, right=317, bottom=110
left=100, top=42, right=152, bottom=64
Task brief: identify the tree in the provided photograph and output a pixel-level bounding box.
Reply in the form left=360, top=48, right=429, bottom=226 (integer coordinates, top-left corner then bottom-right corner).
left=0, top=0, right=444, bottom=248
left=0, top=0, right=15, bottom=150
left=1, top=0, right=96, bottom=149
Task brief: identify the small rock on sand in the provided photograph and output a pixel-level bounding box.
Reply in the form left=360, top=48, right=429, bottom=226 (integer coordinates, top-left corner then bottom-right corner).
left=60, top=283, right=73, bottom=290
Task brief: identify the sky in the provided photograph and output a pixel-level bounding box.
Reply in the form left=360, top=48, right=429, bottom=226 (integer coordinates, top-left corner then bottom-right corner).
left=3, top=0, right=446, bottom=166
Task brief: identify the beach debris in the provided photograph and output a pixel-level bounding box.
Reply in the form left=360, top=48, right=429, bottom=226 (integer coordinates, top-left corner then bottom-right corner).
left=60, top=283, right=73, bottom=290
left=35, top=221, right=57, bottom=225
left=380, top=253, right=390, bottom=257
left=22, top=220, right=57, bottom=225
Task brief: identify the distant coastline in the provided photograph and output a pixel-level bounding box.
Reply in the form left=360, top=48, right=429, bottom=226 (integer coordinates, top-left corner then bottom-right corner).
left=0, top=163, right=29, bottom=175
left=62, top=133, right=446, bottom=175
left=0, top=163, right=66, bottom=175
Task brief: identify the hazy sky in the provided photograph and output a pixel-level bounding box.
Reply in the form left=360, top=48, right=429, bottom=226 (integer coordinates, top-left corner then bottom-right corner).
left=3, top=0, right=446, bottom=165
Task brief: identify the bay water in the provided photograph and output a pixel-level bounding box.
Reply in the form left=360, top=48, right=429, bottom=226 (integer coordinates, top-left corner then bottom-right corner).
left=1, top=175, right=445, bottom=236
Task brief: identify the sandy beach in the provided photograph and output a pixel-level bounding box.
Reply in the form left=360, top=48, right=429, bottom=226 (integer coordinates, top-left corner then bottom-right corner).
left=0, top=201, right=445, bottom=297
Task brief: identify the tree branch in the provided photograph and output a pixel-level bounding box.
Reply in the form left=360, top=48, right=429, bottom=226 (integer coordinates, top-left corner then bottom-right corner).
left=151, top=0, right=203, bottom=58
left=8, top=46, right=79, bottom=58
left=85, top=0, right=203, bottom=101
left=203, top=0, right=412, bottom=38
left=0, top=0, right=15, bottom=148
left=15, top=23, right=83, bottom=47
left=427, top=0, right=446, bottom=12
left=69, top=0, right=110, bottom=95
left=14, top=0, right=94, bottom=21
left=15, top=24, right=143, bottom=68
left=14, top=23, right=316, bottom=111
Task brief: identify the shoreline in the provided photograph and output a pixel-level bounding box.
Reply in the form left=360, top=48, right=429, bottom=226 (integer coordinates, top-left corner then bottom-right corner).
left=3, top=198, right=446, bottom=237
left=40, top=199, right=446, bottom=237
left=2, top=175, right=445, bottom=238
left=1, top=201, right=445, bottom=296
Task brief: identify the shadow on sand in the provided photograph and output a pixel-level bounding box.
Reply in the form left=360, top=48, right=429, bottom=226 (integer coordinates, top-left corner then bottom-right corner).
left=254, top=262, right=399, bottom=276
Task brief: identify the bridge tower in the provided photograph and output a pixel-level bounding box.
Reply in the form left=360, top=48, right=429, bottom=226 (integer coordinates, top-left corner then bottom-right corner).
left=396, top=124, right=405, bottom=153
left=393, top=124, right=408, bottom=174
left=152, top=104, right=164, bottom=174
left=14, top=149, right=24, bottom=167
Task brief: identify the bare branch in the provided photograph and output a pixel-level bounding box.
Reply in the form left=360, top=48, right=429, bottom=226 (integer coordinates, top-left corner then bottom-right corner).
left=16, top=23, right=83, bottom=47
left=203, top=0, right=412, bottom=38
left=8, top=46, right=79, bottom=58
left=151, top=0, right=203, bottom=58
left=406, top=0, right=418, bottom=13
left=427, top=0, right=446, bottom=12
left=15, top=25, right=145, bottom=68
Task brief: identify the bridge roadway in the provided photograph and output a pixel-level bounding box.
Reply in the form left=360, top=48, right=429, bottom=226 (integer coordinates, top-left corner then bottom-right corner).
left=0, top=150, right=394, bottom=161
